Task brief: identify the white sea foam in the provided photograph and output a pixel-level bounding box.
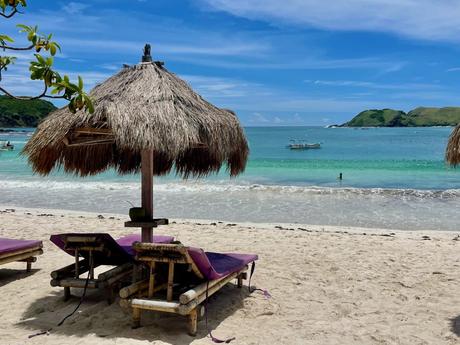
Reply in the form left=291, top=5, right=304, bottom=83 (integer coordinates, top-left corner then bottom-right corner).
left=2, top=179, right=459, bottom=199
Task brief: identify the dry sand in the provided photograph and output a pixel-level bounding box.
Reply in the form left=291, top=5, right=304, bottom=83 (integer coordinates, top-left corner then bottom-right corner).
left=0, top=206, right=459, bottom=345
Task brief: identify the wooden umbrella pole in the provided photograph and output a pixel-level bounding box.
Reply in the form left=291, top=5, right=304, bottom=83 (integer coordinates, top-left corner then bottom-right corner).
left=141, top=149, right=154, bottom=242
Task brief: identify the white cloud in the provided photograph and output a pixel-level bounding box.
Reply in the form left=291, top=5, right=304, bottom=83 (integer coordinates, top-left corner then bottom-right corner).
left=305, top=79, right=442, bottom=91
left=246, top=112, right=306, bottom=125
left=181, top=74, right=271, bottom=100
left=177, top=55, right=405, bottom=71
left=292, top=113, right=302, bottom=122
left=446, top=67, right=460, bottom=72
left=62, top=2, right=89, bottom=15
left=200, top=0, right=460, bottom=42
left=249, top=112, right=270, bottom=123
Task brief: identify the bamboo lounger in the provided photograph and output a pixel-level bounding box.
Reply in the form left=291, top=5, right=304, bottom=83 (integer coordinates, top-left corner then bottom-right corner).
left=120, top=242, right=258, bottom=336
left=0, top=238, right=43, bottom=272
left=49, top=233, right=174, bottom=303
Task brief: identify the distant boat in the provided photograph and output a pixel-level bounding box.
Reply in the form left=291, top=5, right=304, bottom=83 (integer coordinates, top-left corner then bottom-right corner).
left=0, top=141, right=14, bottom=151
left=287, top=140, right=321, bottom=150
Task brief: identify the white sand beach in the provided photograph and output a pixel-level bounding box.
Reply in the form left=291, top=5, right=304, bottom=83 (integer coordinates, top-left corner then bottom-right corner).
left=0, top=206, right=459, bottom=345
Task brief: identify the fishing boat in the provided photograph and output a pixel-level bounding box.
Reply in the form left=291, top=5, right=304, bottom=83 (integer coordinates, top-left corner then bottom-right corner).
left=0, top=141, right=14, bottom=151
left=287, top=140, right=321, bottom=150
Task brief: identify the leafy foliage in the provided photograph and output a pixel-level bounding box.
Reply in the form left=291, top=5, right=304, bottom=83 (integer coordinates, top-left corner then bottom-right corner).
left=0, top=0, right=93, bottom=113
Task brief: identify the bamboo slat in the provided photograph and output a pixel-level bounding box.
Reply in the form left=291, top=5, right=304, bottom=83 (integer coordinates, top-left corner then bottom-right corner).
left=51, top=278, right=99, bottom=289
left=97, top=263, right=133, bottom=281
left=0, top=249, right=43, bottom=266
left=73, top=127, right=113, bottom=135
left=178, top=271, right=240, bottom=315
left=0, top=245, right=42, bottom=260
left=120, top=279, right=149, bottom=299
left=50, top=260, right=90, bottom=279
left=131, top=299, right=181, bottom=313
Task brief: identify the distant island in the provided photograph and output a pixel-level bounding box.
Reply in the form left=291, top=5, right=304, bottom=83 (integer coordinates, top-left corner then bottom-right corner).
left=0, top=95, right=56, bottom=127
left=341, top=107, right=460, bottom=127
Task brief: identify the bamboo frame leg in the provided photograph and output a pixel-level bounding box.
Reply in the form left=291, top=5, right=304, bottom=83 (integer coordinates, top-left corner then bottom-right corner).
left=132, top=307, right=141, bottom=329
left=167, top=262, right=174, bottom=301
left=237, top=274, right=243, bottom=288
left=89, top=250, right=94, bottom=279
left=64, top=287, right=71, bottom=301
left=26, top=261, right=32, bottom=272
left=197, top=305, right=205, bottom=321
left=148, top=262, right=156, bottom=298
left=188, top=308, right=198, bottom=336
left=74, top=249, right=80, bottom=277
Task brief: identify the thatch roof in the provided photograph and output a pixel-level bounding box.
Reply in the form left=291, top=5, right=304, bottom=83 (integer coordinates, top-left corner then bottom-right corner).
left=23, top=62, right=249, bottom=177
left=446, top=124, right=460, bottom=166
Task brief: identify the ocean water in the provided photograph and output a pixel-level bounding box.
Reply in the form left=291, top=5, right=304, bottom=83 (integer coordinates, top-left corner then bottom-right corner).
left=1, top=126, right=459, bottom=230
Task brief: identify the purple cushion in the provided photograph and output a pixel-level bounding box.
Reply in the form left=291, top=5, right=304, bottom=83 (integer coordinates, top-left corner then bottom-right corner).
left=188, top=247, right=258, bottom=280
left=0, top=237, right=42, bottom=256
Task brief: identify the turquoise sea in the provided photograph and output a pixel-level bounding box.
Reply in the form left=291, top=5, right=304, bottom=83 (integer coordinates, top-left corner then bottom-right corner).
left=1, top=126, right=459, bottom=230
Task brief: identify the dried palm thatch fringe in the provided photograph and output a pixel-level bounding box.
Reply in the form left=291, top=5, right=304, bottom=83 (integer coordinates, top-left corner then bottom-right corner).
left=446, top=124, right=460, bottom=166
left=23, top=62, right=249, bottom=177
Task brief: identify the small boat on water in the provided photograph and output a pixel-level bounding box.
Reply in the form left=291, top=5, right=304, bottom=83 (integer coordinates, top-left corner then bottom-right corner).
left=287, top=140, right=321, bottom=150
left=0, top=141, right=14, bottom=151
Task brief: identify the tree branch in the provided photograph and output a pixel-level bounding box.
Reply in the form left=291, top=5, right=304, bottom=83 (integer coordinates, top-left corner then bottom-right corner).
left=0, top=84, right=65, bottom=100
left=0, top=8, right=18, bottom=19
left=0, top=43, right=35, bottom=51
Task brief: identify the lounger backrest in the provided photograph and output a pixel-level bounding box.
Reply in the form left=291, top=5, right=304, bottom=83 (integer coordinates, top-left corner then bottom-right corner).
left=50, top=233, right=133, bottom=265
left=132, top=242, right=204, bottom=279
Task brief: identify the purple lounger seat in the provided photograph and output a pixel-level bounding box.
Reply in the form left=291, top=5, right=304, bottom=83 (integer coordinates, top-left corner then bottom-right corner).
left=0, top=237, right=43, bottom=272
left=188, top=248, right=258, bottom=280
left=49, top=233, right=174, bottom=303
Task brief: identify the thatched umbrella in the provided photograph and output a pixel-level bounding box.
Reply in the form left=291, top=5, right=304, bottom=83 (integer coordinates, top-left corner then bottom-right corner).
left=23, top=45, right=249, bottom=242
left=446, top=124, right=460, bottom=166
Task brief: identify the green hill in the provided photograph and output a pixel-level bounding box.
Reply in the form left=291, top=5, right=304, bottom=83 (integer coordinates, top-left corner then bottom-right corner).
left=406, top=107, right=460, bottom=126
left=0, top=95, right=56, bottom=127
left=342, top=107, right=460, bottom=127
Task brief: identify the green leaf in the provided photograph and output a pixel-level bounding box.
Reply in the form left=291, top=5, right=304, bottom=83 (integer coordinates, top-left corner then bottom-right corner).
left=84, top=95, right=94, bottom=113
left=16, top=24, right=31, bottom=32
left=35, top=54, right=45, bottom=65
left=0, top=35, right=14, bottom=43
left=49, top=44, right=56, bottom=56
left=78, top=76, right=83, bottom=90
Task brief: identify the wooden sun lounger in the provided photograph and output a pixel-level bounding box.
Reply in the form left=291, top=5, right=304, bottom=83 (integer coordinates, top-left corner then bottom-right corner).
left=119, top=242, right=257, bottom=336
left=0, top=238, right=43, bottom=272
left=49, top=233, right=174, bottom=304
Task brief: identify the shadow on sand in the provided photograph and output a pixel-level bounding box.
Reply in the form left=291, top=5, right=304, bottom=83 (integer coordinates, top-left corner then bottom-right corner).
left=19, top=283, right=250, bottom=344
left=0, top=268, right=40, bottom=288
left=451, top=315, right=460, bottom=337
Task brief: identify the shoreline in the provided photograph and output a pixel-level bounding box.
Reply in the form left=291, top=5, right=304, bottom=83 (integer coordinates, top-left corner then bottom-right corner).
left=1, top=205, right=459, bottom=237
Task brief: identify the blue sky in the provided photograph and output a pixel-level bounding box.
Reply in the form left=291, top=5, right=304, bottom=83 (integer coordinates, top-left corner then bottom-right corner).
left=2, top=0, right=460, bottom=125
